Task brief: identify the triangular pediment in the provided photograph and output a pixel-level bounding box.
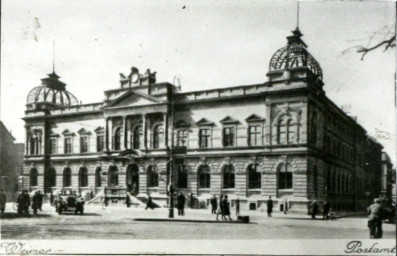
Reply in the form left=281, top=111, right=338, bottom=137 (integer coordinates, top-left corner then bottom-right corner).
left=245, top=114, right=265, bottom=122
left=105, top=90, right=164, bottom=109
left=62, top=129, right=75, bottom=136
left=77, top=128, right=91, bottom=135
left=220, top=116, right=239, bottom=124
left=175, top=119, right=191, bottom=128
left=94, top=126, right=105, bottom=133
left=196, top=118, right=214, bottom=126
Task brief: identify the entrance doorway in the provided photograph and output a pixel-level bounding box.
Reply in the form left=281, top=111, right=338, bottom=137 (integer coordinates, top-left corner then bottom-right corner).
left=126, top=164, right=139, bottom=196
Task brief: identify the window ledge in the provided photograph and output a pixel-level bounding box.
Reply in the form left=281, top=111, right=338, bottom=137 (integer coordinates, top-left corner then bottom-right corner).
left=248, top=189, right=262, bottom=192
left=198, top=188, right=211, bottom=191
left=278, top=189, right=293, bottom=192
left=222, top=188, right=236, bottom=192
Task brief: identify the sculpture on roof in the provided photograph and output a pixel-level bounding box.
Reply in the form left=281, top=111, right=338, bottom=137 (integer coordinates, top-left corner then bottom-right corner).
left=119, top=67, right=157, bottom=87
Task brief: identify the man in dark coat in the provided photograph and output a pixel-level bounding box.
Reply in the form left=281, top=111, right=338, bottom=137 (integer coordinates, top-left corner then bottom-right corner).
left=177, top=192, right=186, bottom=216
left=323, top=201, right=330, bottom=220
left=22, top=190, right=30, bottom=215
left=223, top=195, right=232, bottom=220
left=126, top=192, right=131, bottom=208
left=32, top=191, right=40, bottom=215
left=267, top=196, right=273, bottom=217
left=311, top=200, right=318, bottom=219
left=235, top=198, right=240, bottom=216
left=145, top=195, right=154, bottom=210
left=210, top=195, right=218, bottom=214
left=367, top=198, right=384, bottom=239
left=38, top=191, right=43, bottom=211
left=50, top=192, right=54, bottom=206
left=0, top=189, right=6, bottom=214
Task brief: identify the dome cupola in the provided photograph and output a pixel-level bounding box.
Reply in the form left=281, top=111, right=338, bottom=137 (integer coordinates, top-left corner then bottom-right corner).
left=27, top=72, right=79, bottom=108
left=268, top=28, right=323, bottom=81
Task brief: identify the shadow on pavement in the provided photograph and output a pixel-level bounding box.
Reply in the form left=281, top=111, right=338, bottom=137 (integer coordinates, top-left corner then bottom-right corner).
left=57, top=213, right=100, bottom=216
left=132, top=218, right=255, bottom=224
left=0, top=213, right=52, bottom=219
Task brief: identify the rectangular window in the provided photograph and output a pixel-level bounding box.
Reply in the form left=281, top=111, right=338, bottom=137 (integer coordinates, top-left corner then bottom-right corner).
left=64, top=138, right=72, bottom=154
left=199, top=129, right=210, bottom=148
left=248, top=125, right=261, bottom=146
left=49, top=138, right=57, bottom=154
left=177, top=130, right=188, bottom=147
left=80, top=137, right=89, bottom=153
left=97, top=135, right=104, bottom=152
left=223, top=127, right=235, bottom=147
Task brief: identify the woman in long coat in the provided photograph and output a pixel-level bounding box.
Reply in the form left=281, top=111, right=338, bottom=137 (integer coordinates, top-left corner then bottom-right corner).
left=223, top=195, right=232, bottom=220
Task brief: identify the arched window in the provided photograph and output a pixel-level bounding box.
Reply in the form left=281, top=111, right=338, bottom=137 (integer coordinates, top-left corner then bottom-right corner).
left=276, top=115, right=296, bottom=145
left=30, top=168, right=38, bottom=186
left=198, top=165, right=210, bottom=189
left=152, top=125, right=164, bottom=149
left=47, top=167, right=56, bottom=187
left=277, top=163, right=293, bottom=189
left=222, top=164, right=235, bottom=189
left=95, top=167, right=102, bottom=187
left=177, top=164, right=188, bottom=188
left=79, top=167, right=88, bottom=187
left=113, top=127, right=121, bottom=150
left=147, top=165, right=158, bottom=187
left=133, top=126, right=143, bottom=149
left=63, top=168, right=71, bottom=187
left=248, top=164, right=261, bottom=189
left=108, top=166, right=119, bottom=187
left=313, top=166, right=318, bottom=198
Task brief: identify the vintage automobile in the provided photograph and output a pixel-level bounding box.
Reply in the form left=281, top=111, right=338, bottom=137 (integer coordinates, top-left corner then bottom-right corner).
left=54, top=191, right=85, bottom=215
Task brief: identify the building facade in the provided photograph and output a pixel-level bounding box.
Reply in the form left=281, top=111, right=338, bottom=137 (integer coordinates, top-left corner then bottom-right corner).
left=22, top=28, right=384, bottom=211
left=0, top=121, right=24, bottom=201
left=380, top=152, right=393, bottom=201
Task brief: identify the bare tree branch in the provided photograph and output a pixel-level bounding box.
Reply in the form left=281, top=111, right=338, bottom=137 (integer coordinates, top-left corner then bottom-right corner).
left=356, top=34, right=396, bottom=60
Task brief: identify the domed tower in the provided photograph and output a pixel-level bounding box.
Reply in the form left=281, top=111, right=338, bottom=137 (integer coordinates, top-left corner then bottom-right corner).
left=26, top=72, right=79, bottom=111
left=267, top=28, right=324, bottom=93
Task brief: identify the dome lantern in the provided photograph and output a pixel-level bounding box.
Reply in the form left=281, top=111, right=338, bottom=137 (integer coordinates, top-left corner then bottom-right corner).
left=268, top=28, right=323, bottom=81
left=26, top=72, right=79, bottom=108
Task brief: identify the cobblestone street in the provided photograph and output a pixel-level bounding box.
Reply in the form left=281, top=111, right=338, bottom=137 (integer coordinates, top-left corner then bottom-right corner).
left=1, top=203, right=395, bottom=239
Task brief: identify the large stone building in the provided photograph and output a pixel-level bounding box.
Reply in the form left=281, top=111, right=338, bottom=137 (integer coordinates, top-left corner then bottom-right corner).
left=22, top=28, right=385, bottom=211
left=0, top=121, right=24, bottom=201
left=380, top=152, right=394, bottom=201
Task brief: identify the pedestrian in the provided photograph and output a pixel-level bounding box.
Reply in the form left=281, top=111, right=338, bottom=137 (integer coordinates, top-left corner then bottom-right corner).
left=23, top=190, right=30, bottom=215
left=367, top=198, right=384, bottom=239
left=190, top=193, right=194, bottom=209
left=283, top=199, right=288, bottom=214
left=235, top=198, right=240, bottom=216
left=126, top=192, right=131, bottom=208
left=145, top=194, right=154, bottom=210
left=216, top=195, right=225, bottom=221
left=90, top=191, right=94, bottom=200
left=177, top=192, right=185, bottom=216
left=0, top=189, right=6, bottom=214
left=267, top=196, right=273, bottom=217
left=50, top=192, right=54, bottom=206
left=104, top=196, right=109, bottom=207
left=323, top=201, right=330, bottom=220
left=32, top=191, right=40, bottom=215
left=38, top=191, right=43, bottom=211
left=211, top=195, right=217, bottom=214
left=17, top=191, right=24, bottom=214
left=223, top=195, right=232, bottom=220
left=310, top=200, right=318, bottom=219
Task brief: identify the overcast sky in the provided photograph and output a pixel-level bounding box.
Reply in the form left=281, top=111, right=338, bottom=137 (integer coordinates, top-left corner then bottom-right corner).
left=1, top=0, right=395, bottom=163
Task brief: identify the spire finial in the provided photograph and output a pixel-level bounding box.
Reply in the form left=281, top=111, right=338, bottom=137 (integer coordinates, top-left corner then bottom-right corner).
left=297, top=1, right=300, bottom=29
left=52, top=41, right=55, bottom=73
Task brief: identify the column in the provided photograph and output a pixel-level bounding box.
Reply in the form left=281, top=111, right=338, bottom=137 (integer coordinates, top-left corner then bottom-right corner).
left=108, top=118, right=113, bottom=151
left=122, top=116, right=127, bottom=150
left=25, top=127, right=30, bottom=155
left=105, top=118, right=109, bottom=151
left=163, top=112, right=168, bottom=148
left=142, top=114, right=147, bottom=150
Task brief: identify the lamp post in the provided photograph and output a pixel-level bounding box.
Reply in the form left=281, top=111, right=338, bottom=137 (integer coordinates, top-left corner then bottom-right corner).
left=168, top=85, right=175, bottom=218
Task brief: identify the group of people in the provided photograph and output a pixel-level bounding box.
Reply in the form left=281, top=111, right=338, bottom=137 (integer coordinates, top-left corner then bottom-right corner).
left=16, top=190, right=43, bottom=215
left=210, top=195, right=233, bottom=221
